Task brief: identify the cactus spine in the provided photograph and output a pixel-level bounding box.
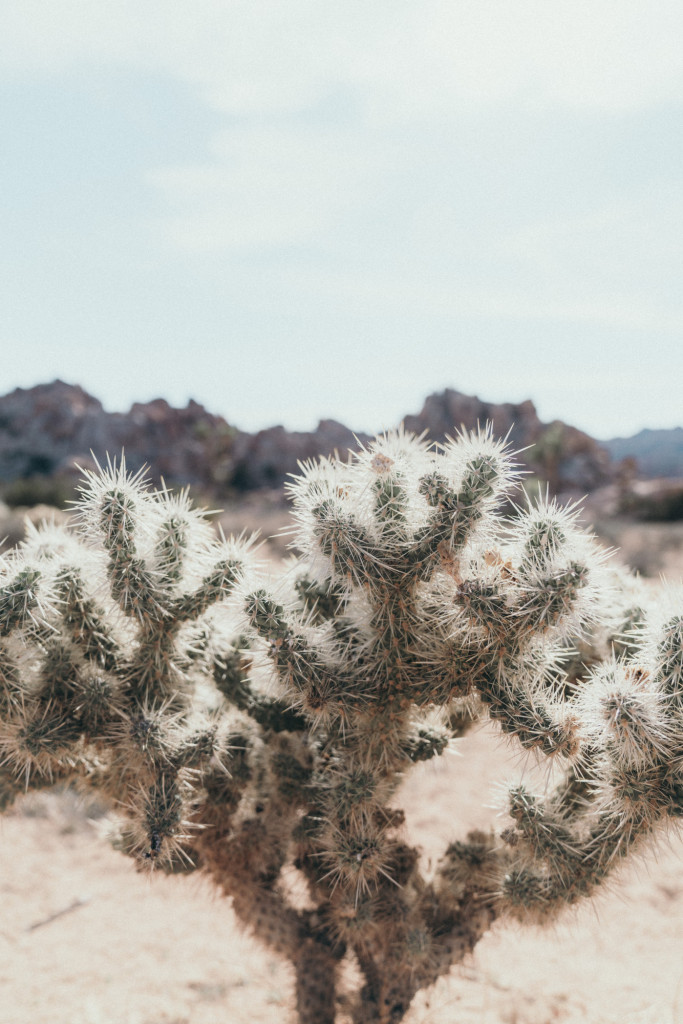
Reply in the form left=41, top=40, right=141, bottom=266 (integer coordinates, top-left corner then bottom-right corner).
left=0, top=434, right=681, bottom=1024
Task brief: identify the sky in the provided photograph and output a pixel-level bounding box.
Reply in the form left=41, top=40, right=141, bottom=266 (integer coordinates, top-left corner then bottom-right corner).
left=1, top=1, right=682, bottom=441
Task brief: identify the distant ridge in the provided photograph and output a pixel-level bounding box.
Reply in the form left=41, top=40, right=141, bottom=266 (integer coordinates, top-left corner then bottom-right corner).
left=0, top=380, right=614, bottom=498
left=602, top=428, right=683, bottom=479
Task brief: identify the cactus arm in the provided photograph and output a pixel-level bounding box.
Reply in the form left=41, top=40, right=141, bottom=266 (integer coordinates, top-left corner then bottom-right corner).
left=2, top=433, right=683, bottom=1024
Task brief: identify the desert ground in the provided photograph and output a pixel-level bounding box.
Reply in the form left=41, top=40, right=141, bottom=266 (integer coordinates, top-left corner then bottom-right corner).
left=1, top=498, right=683, bottom=1024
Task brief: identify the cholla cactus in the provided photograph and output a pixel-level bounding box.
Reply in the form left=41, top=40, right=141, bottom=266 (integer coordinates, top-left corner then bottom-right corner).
left=0, top=434, right=681, bottom=1024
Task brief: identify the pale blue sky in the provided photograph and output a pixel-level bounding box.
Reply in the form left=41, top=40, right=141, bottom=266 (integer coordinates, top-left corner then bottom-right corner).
left=1, top=2, right=682, bottom=440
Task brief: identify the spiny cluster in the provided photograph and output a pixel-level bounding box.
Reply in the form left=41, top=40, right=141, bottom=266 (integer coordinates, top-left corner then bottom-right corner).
left=0, top=459, right=253, bottom=864
left=502, top=590, right=683, bottom=920
left=0, top=434, right=681, bottom=1024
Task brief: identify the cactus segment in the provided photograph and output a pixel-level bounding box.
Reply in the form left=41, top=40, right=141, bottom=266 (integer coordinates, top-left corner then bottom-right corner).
left=1, top=434, right=682, bottom=1022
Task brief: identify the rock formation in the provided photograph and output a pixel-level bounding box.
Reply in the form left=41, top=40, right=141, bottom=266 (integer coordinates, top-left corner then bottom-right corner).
left=0, top=381, right=612, bottom=500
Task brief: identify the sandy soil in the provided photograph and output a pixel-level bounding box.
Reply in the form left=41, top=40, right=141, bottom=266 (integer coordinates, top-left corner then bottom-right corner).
left=2, top=502, right=683, bottom=1024
left=2, top=723, right=683, bottom=1024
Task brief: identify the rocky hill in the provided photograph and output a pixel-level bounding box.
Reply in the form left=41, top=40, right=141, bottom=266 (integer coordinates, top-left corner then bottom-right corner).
left=0, top=381, right=612, bottom=501
left=0, top=381, right=233, bottom=486
left=403, top=390, right=610, bottom=494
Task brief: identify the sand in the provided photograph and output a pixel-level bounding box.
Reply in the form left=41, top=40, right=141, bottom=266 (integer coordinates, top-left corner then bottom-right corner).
left=2, top=722, right=683, bottom=1024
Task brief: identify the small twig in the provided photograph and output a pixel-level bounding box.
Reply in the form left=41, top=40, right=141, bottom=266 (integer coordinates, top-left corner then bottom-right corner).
left=28, top=896, right=90, bottom=932
left=459, top=966, right=512, bottom=992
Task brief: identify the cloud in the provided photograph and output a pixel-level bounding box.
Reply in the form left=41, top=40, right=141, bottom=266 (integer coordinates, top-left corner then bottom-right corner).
left=3, top=0, right=682, bottom=370
left=502, top=189, right=683, bottom=292
left=3, top=1, right=683, bottom=117
left=148, top=121, right=388, bottom=250
left=274, top=257, right=683, bottom=336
